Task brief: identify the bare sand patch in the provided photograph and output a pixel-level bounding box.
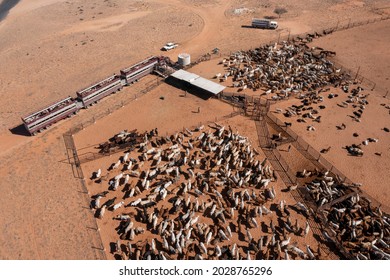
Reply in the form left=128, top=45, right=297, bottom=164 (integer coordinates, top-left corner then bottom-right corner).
left=309, top=20, right=390, bottom=91
left=62, top=11, right=153, bottom=34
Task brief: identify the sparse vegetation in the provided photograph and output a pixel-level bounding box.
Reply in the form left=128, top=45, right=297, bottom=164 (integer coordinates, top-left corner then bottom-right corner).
left=274, top=7, right=288, bottom=18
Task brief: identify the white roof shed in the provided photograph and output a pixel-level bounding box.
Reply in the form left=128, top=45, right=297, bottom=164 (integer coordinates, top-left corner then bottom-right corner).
left=170, top=69, right=225, bottom=95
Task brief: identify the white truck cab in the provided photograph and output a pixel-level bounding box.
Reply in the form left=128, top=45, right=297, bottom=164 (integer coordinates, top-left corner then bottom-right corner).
left=269, top=21, right=278, bottom=29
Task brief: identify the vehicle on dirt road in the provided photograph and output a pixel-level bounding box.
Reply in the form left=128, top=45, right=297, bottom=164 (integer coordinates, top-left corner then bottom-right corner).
left=252, top=18, right=278, bottom=29
left=162, top=42, right=179, bottom=51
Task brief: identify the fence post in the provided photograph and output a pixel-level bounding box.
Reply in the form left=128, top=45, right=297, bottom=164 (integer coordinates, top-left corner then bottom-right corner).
left=354, top=66, right=360, bottom=81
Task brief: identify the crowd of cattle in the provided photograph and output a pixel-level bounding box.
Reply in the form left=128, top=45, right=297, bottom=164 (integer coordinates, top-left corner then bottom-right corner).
left=89, top=125, right=325, bottom=260
left=218, top=35, right=348, bottom=99
left=305, top=174, right=390, bottom=260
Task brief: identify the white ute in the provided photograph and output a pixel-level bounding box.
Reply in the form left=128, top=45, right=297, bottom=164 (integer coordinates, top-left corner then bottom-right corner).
left=162, top=42, right=178, bottom=51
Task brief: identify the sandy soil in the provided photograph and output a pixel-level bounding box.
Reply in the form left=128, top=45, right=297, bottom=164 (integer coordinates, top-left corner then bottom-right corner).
left=309, top=20, right=390, bottom=92
left=0, top=122, right=99, bottom=259
left=0, top=0, right=389, bottom=259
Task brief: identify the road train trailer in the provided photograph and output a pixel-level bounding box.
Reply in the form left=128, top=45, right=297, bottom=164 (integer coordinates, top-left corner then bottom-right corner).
left=21, top=56, right=171, bottom=136
left=21, top=96, right=79, bottom=135
left=120, top=56, right=160, bottom=85
left=77, top=74, right=123, bottom=108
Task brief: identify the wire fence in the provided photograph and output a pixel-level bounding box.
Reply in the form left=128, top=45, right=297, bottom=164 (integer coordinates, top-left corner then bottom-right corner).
left=266, top=110, right=390, bottom=214
left=252, top=102, right=340, bottom=259
left=62, top=133, right=106, bottom=260
left=267, top=111, right=354, bottom=184
left=61, top=76, right=165, bottom=260
left=75, top=110, right=243, bottom=165
left=328, top=57, right=389, bottom=99
left=328, top=15, right=390, bottom=33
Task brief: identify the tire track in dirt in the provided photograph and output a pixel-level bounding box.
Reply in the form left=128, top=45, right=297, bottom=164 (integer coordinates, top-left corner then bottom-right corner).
left=154, top=0, right=235, bottom=56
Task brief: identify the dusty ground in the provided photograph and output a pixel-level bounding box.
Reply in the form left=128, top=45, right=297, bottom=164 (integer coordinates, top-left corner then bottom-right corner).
left=0, top=0, right=389, bottom=259
left=309, top=20, right=390, bottom=92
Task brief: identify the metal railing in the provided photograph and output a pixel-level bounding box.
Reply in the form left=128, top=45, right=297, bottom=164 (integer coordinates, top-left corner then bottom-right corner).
left=252, top=101, right=340, bottom=259
left=74, top=110, right=243, bottom=165
left=266, top=112, right=354, bottom=184
left=63, top=133, right=106, bottom=260
left=267, top=111, right=390, bottom=208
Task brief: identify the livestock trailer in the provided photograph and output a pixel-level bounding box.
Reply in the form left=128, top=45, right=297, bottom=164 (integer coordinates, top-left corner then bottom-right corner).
left=77, top=74, right=123, bottom=107
left=251, top=18, right=278, bottom=29
left=120, top=56, right=160, bottom=85
left=22, top=96, right=79, bottom=135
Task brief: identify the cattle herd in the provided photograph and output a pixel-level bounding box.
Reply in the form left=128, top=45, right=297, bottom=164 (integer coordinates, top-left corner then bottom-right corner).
left=90, top=125, right=324, bottom=260
left=305, top=174, right=390, bottom=260
left=89, top=122, right=389, bottom=260
left=218, top=34, right=348, bottom=98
